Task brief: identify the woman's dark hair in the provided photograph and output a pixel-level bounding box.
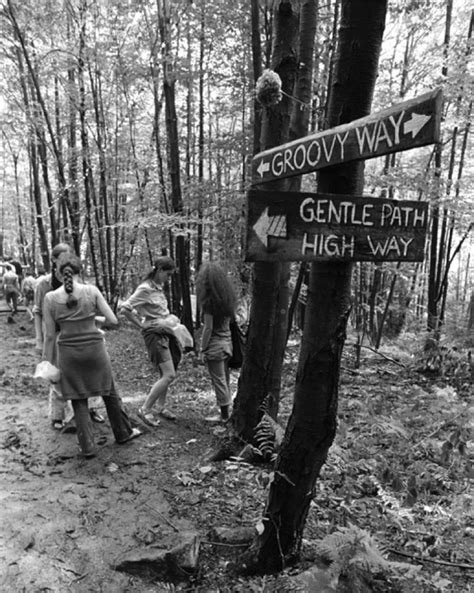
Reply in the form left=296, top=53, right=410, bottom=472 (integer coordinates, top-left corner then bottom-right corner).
left=51, top=243, right=74, bottom=290
left=58, top=253, right=82, bottom=309
left=145, top=256, right=176, bottom=280
left=196, top=262, right=237, bottom=322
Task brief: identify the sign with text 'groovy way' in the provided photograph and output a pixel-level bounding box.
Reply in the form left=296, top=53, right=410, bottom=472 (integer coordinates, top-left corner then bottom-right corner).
left=251, top=89, right=442, bottom=183
left=246, top=190, right=428, bottom=262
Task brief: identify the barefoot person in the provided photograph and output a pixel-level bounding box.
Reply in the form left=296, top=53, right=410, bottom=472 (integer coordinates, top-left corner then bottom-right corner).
left=42, top=253, right=141, bottom=458
left=196, top=262, right=237, bottom=422
left=120, top=256, right=183, bottom=427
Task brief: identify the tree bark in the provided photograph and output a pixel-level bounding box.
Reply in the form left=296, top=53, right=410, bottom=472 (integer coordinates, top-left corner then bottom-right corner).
left=253, top=0, right=387, bottom=572
left=157, top=0, right=194, bottom=335
left=232, top=0, right=300, bottom=439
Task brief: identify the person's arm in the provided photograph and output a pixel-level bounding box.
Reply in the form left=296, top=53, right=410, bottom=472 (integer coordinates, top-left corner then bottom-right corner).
left=200, top=313, right=213, bottom=355
left=33, top=279, right=48, bottom=352
left=42, top=296, right=57, bottom=364
left=119, top=284, right=150, bottom=329
left=94, top=288, right=119, bottom=328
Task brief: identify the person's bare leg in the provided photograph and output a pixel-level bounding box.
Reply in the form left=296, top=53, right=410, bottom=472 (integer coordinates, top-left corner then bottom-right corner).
left=142, top=359, right=176, bottom=413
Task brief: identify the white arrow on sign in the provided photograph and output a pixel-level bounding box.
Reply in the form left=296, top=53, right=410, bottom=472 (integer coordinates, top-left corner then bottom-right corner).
left=403, top=112, right=431, bottom=139
left=257, top=160, right=270, bottom=177
left=253, top=208, right=287, bottom=247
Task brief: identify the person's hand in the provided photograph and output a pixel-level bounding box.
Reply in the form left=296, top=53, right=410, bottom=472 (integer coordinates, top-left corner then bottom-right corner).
left=95, top=316, right=106, bottom=328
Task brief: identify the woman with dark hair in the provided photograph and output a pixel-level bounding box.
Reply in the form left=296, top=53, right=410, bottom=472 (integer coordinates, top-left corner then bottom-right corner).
left=196, top=262, right=237, bottom=422
left=42, top=253, right=141, bottom=458
left=120, top=256, right=184, bottom=427
left=35, top=242, right=104, bottom=430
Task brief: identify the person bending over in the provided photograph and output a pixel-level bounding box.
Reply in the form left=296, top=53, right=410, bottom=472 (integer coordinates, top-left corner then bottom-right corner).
left=120, top=256, right=183, bottom=427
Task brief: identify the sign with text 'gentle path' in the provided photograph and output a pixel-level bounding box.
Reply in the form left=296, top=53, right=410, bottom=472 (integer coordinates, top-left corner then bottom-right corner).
left=246, top=190, right=428, bottom=262
left=251, top=89, right=442, bottom=184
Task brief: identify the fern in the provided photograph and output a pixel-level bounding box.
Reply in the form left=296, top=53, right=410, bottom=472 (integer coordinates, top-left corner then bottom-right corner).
left=254, top=413, right=285, bottom=461
left=315, top=524, right=392, bottom=578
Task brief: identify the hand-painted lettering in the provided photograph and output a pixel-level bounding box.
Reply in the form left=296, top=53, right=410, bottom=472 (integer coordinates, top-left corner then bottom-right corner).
left=336, top=131, right=350, bottom=160
left=302, top=233, right=355, bottom=257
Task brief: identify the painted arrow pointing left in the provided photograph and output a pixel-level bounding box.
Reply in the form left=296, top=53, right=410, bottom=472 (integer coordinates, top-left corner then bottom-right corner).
left=257, top=160, right=270, bottom=177
left=253, top=208, right=287, bottom=247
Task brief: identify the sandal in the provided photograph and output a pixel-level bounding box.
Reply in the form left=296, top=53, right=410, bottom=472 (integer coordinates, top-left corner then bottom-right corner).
left=137, top=408, right=161, bottom=428
left=51, top=420, right=63, bottom=431
left=117, top=427, right=143, bottom=444
left=90, top=410, right=105, bottom=423
left=158, top=408, right=177, bottom=421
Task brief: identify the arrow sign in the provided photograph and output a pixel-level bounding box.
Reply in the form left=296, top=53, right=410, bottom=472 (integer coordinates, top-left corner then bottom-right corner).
left=257, top=160, right=270, bottom=177
left=403, top=113, right=431, bottom=138
left=252, top=89, right=442, bottom=183
left=253, top=208, right=287, bottom=247
left=246, top=189, right=428, bottom=263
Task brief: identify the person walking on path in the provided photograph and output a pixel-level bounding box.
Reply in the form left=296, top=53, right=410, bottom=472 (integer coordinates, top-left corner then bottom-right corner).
left=119, top=256, right=183, bottom=427
left=21, top=269, right=36, bottom=321
left=34, top=243, right=104, bottom=430
left=42, top=253, right=141, bottom=458
left=196, top=262, right=237, bottom=423
left=3, top=264, right=20, bottom=318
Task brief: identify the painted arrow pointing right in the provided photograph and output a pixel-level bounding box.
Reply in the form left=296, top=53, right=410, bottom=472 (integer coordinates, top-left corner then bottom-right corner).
left=403, top=112, right=431, bottom=138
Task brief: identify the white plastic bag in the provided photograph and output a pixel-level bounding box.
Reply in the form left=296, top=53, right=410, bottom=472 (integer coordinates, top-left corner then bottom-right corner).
left=172, top=324, right=194, bottom=350
left=33, top=361, right=61, bottom=383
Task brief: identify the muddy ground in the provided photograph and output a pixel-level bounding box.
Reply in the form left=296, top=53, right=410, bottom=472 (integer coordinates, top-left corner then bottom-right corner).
left=1, top=307, right=472, bottom=592
left=0, top=310, right=258, bottom=592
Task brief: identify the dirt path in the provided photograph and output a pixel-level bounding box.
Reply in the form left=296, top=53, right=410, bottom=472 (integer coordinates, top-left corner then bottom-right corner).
left=0, top=311, right=224, bottom=592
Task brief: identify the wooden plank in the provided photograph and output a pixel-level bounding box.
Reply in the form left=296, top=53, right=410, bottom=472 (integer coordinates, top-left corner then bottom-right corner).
left=251, top=89, right=442, bottom=183
left=245, top=189, right=428, bottom=262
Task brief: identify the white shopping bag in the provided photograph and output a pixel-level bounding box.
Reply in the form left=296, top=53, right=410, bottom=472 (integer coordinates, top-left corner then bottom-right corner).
left=33, top=361, right=61, bottom=383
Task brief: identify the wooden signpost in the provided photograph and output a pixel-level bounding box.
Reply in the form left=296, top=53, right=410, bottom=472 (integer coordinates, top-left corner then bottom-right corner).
left=246, top=89, right=442, bottom=263
left=251, top=89, right=442, bottom=184
left=246, top=189, right=428, bottom=262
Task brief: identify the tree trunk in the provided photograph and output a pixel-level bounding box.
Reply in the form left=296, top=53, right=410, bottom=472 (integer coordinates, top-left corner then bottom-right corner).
left=253, top=0, right=387, bottom=572
left=157, top=0, right=194, bottom=335
left=232, top=0, right=300, bottom=439
left=426, top=0, right=453, bottom=334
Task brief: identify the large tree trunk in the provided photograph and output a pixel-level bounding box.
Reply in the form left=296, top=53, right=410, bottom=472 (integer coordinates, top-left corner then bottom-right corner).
left=253, top=0, right=387, bottom=572
left=232, top=0, right=300, bottom=439
left=157, top=0, right=194, bottom=335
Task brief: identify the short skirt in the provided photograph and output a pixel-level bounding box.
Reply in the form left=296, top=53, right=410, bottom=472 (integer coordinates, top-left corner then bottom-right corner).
left=142, top=327, right=182, bottom=370
left=57, top=332, right=117, bottom=400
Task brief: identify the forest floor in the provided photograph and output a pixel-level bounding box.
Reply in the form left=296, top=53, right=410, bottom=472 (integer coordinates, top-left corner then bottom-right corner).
left=0, top=306, right=472, bottom=593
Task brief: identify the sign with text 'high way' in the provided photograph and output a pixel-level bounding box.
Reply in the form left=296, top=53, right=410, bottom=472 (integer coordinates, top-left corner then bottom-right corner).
left=251, top=89, right=442, bottom=184
left=246, top=189, right=428, bottom=263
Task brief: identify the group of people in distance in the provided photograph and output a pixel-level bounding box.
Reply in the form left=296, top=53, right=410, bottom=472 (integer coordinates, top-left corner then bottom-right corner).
left=28, top=242, right=239, bottom=458
left=2, top=260, right=37, bottom=321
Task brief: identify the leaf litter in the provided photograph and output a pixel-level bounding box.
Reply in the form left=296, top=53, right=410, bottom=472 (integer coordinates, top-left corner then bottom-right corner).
left=0, top=318, right=472, bottom=591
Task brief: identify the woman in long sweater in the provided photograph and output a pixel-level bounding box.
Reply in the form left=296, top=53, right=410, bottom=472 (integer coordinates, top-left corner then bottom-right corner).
left=43, top=253, right=141, bottom=457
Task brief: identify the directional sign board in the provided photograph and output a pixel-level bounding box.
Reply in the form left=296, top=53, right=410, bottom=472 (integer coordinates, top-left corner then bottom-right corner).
left=246, top=189, right=428, bottom=263
left=252, top=89, right=442, bottom=184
